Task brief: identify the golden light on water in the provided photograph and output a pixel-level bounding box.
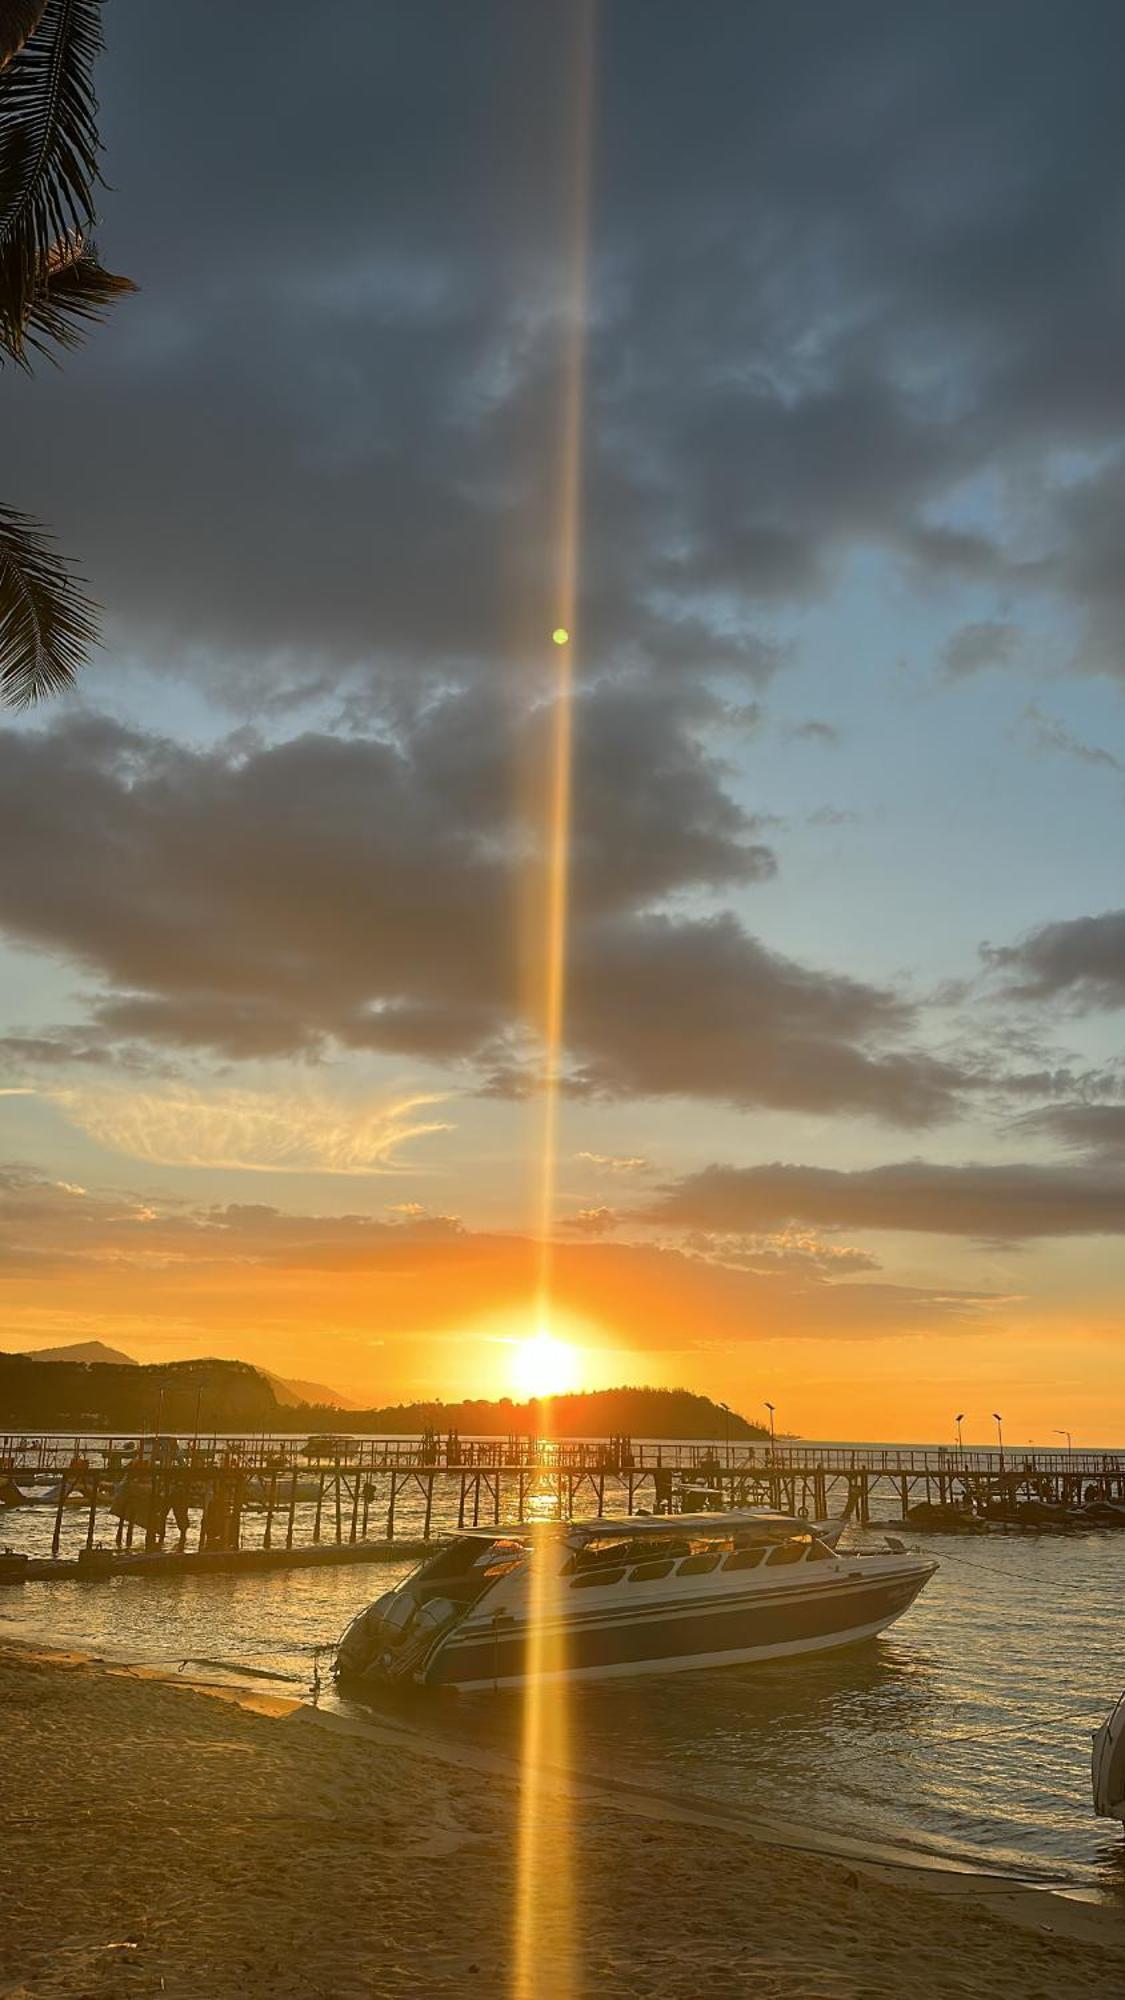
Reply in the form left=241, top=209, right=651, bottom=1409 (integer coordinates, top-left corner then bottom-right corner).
left=513, top=5, right=597, bottom=1997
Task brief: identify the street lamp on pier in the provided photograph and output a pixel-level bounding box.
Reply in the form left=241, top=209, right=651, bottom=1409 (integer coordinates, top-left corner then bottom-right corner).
left=764, top=1401, right=776, bottom=1457
left=1053, top=1428, right=1072, bottom=1456
left=955, top=1412, right=964, bottom=1453
left=993, top=1411, right=1004, bottom=1465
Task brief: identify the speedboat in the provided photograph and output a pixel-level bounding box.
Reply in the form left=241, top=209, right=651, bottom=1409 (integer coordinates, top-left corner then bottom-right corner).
left=335, top=1510, right=937, bottom=1692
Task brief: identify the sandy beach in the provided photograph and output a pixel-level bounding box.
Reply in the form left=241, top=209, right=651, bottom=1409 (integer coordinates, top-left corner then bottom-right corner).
left=3, top=1645, right=1125, bottom=1999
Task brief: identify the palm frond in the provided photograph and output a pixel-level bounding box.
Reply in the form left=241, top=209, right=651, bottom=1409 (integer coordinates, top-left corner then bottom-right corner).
left=0, top=499, right=98, bottom=704
left=0, top=3, right=49, bottom=69
left=0, top=0, right=107, bottom=352
left=12, top=232, right=134, bottom=363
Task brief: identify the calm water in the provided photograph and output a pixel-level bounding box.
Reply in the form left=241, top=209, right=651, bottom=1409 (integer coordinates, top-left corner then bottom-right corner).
left=4, top=1452, right=1125, bottom=1893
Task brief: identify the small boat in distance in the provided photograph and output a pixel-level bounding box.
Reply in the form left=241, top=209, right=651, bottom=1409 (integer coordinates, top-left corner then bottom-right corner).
left=335, top=1511, right=937, bottom=1693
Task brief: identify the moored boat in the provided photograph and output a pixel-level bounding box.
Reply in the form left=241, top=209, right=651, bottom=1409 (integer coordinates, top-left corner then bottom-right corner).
left=336, top=1510, right=937, bottom=1693
left=1093, top=1691, right=1125, bottom=1824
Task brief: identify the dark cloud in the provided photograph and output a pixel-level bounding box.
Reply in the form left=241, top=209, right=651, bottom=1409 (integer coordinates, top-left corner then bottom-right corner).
left=941, top=623, right=1022, bottom=678
left=1017, top=1103, right=1125, bottom=1159
left=559, top=913, right=962, bottom=1121
left=0, top=709, right=964, bottom=1121
left=641, top=1158, right=1125, bottom=1241
left=3, top=2, right=1125, bottom=695
left=985, top=910, right=1125, bottom=1008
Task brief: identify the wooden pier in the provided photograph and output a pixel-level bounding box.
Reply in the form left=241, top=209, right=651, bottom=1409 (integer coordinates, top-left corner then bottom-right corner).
left=3, top=1432, right=1125, bottom=1582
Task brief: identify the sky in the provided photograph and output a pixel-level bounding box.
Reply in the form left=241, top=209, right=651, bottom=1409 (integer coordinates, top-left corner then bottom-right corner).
left=2, top=0, right=1124, bottom=1441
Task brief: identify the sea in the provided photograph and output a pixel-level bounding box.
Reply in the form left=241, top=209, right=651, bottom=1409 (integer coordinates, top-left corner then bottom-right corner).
left=3, top=1435, right=1125, bottom=1898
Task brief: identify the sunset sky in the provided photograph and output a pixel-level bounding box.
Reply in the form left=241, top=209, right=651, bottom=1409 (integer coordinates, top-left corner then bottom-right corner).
left=2, top=1, right=1124, bottom=1441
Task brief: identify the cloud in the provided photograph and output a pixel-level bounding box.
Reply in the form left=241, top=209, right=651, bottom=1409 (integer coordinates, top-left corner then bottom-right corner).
left=984, top=910, right=1125, bottom=1008
left=0, top=710, right=965, bottom=1123
left=683, top=1229, right=881, bottom=1276
left=0, top=1166, right=1001, bottom=1348
left=574, top=1152, right=651, bottom=1174
left=640, top=1157, right=1125, bottom=1241
left=42, top=1082, right=452, bottom=1175
left=1021, top=705, right=1122, bottom=772
left=559, top=913, right=963, bottom=1122
left=6, top=3, right=1125, bottom=697
left=1016, top=1102, right=1125, bottom=1160
left=940, top=622, right=1022, bottom=678
left=562, top=1206, right=620, bottom=1237
left=788, top=719, right=840, bottom=745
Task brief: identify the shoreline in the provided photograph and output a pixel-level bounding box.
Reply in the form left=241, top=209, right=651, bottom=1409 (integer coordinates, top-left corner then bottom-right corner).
left=4, top=1640, right=1125, bottom=1997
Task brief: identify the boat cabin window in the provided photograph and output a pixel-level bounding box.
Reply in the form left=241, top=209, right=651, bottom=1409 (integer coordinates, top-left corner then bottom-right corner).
left=564, top=1536, right=690, bottom=1575
left=765, top=1537, right=810, bottom=1567
left=678, top=1552, right=721, bottom=1575
left=571, top=1566, right=628, bottom=1589
left=472, top=1539, right=530, bottom=1584
left=723, top=1547, right=766, bottom=1571
left=628, top=1558, right=675, bottom=1581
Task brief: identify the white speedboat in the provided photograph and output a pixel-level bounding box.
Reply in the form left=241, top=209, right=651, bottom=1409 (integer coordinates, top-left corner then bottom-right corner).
left=1092, top=1691, right=1125, bottom=1823
left=336, top=1511, right=937, bottom=1692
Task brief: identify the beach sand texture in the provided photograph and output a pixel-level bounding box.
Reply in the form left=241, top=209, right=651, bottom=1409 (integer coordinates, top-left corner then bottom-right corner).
left=3, top=1647, right=1124, bottom=2000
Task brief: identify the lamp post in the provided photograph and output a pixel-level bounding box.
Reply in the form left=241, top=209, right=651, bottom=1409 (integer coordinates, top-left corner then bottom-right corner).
left=764, top=1401, right=776, bottom=1459
left=718, top=1400, right=732, bottom=1507
left=993, top=1411, right=1004, bottom=1467
left=1053, top=1427, right=1072, bottom=1461
left=955, top=1412, right=964, bottom=1454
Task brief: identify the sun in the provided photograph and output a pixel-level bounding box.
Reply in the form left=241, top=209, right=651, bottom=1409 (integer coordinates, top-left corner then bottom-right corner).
left=511, top=1328, right=582, bottom=1399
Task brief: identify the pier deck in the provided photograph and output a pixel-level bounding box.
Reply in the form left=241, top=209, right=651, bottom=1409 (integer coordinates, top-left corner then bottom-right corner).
left=3, top=1433, right=1124, bottom=1581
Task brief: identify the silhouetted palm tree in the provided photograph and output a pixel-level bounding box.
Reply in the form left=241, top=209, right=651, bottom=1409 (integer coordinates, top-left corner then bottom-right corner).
left=0, top=0, right=133, bottom=704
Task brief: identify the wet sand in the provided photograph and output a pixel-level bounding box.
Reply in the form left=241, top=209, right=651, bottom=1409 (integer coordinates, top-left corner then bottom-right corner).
left=3, top=1643, right=1125, bottom=1999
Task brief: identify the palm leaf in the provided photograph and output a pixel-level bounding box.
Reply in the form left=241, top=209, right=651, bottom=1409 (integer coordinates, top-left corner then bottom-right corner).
left=0, top=0, right=107, bottom=354
left=12, top=232, right=134, bottom=363
left=0, top=4, right=49, bottom=69
left=0, top=499, right=98, bottom=703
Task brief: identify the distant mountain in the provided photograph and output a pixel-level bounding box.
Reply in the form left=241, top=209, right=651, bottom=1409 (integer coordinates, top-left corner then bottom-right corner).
left=263, top=1372, right=360, bottom=1410
left=0, top=1352, right=281, bottom=1429
left=21, top=1341, right=138, bottom=1367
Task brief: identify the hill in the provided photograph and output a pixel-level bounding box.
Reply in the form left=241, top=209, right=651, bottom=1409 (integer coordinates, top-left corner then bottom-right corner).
left=0, top=1353, right=281, bottom=1431
left=0, top=1356, right=765, bottom=1442
left=20, top=1341, right=138, bottom=1367
left=317, top=1387, right=768, bottom=1441
left=264, top=1372, right=359, bottom=1411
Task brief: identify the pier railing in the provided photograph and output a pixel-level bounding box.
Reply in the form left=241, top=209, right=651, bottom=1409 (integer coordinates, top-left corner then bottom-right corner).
left=3, top=1428, right=1125, bottom=1581
left=2, top=1432, right=1124, bottom=1478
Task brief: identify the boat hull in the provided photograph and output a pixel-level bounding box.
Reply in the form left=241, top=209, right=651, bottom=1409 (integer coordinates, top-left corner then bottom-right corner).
left=424, top=1563, right=933, bottom=1691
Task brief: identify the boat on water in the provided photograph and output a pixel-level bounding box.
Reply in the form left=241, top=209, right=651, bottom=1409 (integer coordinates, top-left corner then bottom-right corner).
left=1092, top=1691, right=1125, bottom=1825
left=335, top=1510, right=937, bottom=1693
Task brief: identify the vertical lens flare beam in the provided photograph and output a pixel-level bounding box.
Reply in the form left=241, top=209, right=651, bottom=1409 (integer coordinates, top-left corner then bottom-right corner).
left=514, top=8, right=596, bottom=2000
